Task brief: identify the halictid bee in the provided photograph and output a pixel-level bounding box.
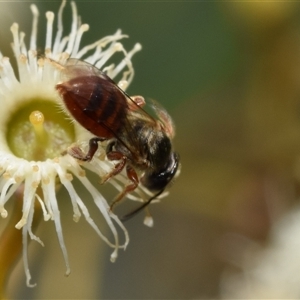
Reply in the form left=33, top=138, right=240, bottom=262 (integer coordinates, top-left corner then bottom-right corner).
left=55, top=58, right=179, bottom=220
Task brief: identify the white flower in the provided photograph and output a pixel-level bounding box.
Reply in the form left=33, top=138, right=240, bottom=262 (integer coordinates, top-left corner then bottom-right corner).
left=220, top=207, right=300, bottom=298
left=0, top=0, right=142, bottom=287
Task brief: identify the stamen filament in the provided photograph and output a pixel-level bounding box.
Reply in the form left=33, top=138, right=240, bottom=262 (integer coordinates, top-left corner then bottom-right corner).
left=29, top=4, right=39, bottom=51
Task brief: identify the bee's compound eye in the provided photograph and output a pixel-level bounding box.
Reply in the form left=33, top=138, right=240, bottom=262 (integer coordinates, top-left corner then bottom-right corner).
left=141, top=152, right=179, bottom=191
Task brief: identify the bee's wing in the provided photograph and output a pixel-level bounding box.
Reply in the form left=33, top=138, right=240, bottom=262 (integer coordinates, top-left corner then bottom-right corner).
left=100, top=93, right=158, bottom=160
left=149, top=99, right=175, bottom=138
left=60, top=58, right=109, bottom=82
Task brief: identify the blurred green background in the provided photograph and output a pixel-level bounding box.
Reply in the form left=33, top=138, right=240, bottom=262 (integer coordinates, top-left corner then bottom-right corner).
left=2, top=1, right=300, bottom=299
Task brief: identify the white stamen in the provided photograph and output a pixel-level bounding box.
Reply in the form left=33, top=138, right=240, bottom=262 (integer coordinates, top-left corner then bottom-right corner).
left=71, top=23, right=89, bottom=57
left=75, top=175, right=124, bottom=259
left=0, top=182, right=22, bottom=212
left=56, top=36, right=69, bottom=57
left=76, top=30, right=127, bottom=61
left=28, top=50, right=38, bottom=76
left=144, top=215, right=154, bottom=227
left=0, top=208, right=7, bottom=218
left=45, top=11, right=55, bottom=55
left=54, top=163, right=81, bottom=222
left=27, top=200, right=45, bottom=247
left=41, top=176, right=55, bottom=221
left=19, top=32, right=27, bottom=55
left=52, top=0, right=66, bottom=55
left=0, top=178, right=16, bottom=207
left=0, top=57, right=19, bottom=88
left=47, top=178, right=71, bottom=276
left=18, top=54, right=30, bottom=84
left=35, top=194, right=51, bottom=221
left=30, top=4, right=39, bottom=51
left=16, top=164, right=41, bottom=229
left=65, top=1, right=78, bottom=55
left=23, top=225, right=37, bottom=288
left=110, top=43, right=142, bottom=84
left=95, top=42, right=123, bottom=70
left=10, top=23, right=21, bottom=58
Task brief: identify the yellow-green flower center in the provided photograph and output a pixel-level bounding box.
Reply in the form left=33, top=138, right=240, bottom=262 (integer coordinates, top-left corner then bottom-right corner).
left=6, top=100, right=75, bottom=161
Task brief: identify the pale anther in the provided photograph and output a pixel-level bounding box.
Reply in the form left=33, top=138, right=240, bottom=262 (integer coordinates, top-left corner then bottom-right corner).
left=32, top=165, right=39, bottom=172
left=65, top=173, right=73, bottom=181
left=79, top=170, right=86, bottom=177
left=3, top=172, right=11, bottom=179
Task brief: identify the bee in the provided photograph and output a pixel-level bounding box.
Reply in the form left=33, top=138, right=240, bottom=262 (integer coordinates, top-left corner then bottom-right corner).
left=55, top=58, right=179, bottom=220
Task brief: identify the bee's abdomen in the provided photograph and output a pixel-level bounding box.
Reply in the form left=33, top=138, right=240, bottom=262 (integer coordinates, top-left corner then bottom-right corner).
left=56, top=75, right=128, bottom=138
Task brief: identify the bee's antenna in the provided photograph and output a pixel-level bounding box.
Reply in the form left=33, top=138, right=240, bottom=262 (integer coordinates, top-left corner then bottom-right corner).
left=121, top=189, right=164, bottom=222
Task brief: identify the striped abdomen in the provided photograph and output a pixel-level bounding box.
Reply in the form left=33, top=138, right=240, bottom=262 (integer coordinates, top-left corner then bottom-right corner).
left=56, top=75, right=128, bottom=138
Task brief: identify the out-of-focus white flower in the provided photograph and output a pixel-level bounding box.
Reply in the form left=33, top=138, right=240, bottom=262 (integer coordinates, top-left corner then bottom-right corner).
left=221, top=206, right=300, bottom=299
left=0, top=0, right=142, bottom=287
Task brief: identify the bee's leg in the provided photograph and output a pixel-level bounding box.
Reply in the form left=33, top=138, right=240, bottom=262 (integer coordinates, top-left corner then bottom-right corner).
left=109, top=165, right=139, bottom=211
left=67, top=137, right=105, bottom=161
left=102, top=148, right=127, bottom=183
